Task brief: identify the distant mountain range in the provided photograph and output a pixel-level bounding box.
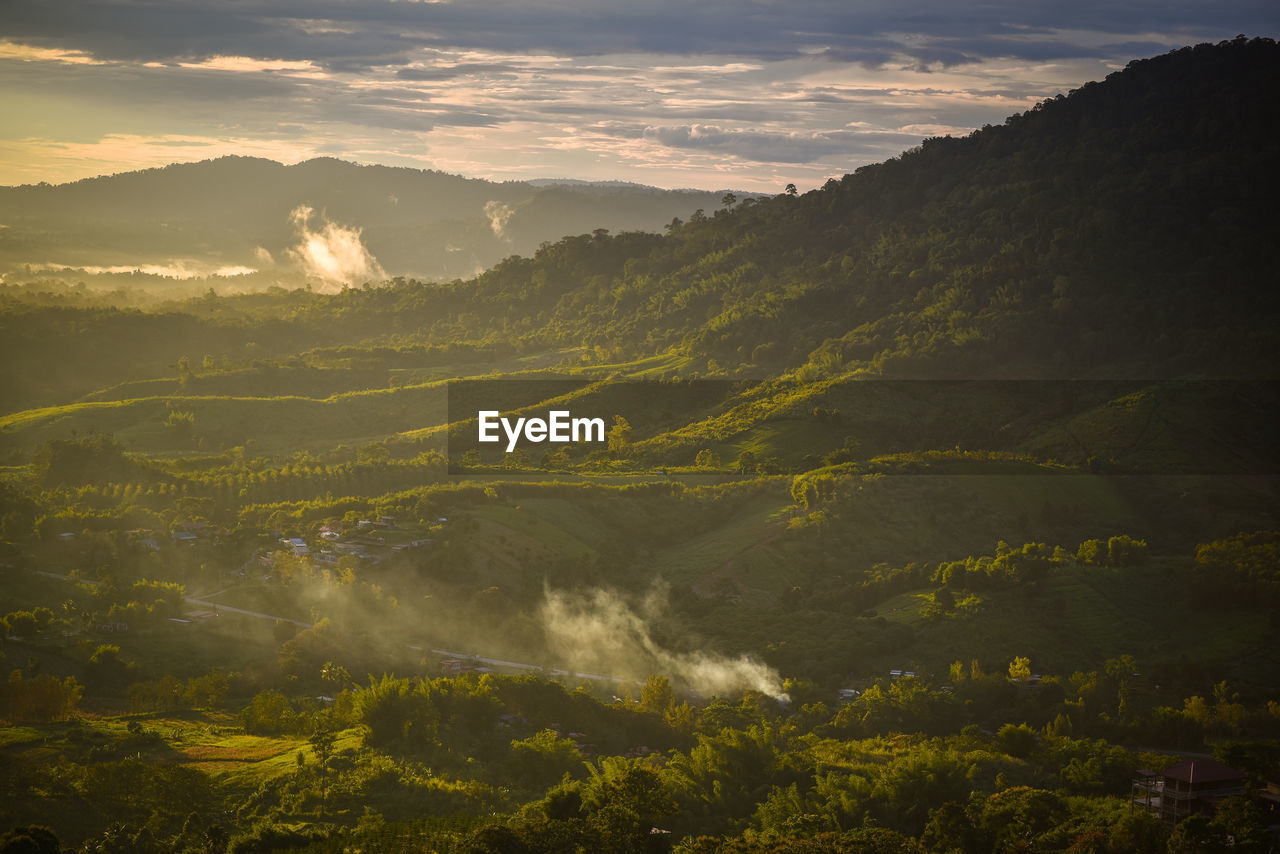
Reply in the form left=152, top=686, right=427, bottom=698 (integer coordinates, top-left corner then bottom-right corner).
left=0, top=157, right=746, bottom=283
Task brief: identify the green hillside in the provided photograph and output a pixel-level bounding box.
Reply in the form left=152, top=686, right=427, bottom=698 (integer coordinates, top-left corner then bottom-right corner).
left=1, top=38, right=1279, bottom=853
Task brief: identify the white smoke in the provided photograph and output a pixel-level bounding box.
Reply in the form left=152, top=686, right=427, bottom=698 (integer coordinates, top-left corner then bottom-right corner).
left=287, top=205, right=384, bottom=285
left=484, top=200, right=514, bottom=240
left=540, top=584, right=788, bottom=701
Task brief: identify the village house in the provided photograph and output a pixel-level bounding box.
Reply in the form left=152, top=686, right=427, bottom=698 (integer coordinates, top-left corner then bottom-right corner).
left=1131, top=759, right=1247, bottom=826
left=280, top=537, right=310, bottom=557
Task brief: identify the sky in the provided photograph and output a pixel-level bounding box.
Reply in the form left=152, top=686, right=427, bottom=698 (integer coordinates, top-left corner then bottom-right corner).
left=1, top=1, right=1275, bottom=192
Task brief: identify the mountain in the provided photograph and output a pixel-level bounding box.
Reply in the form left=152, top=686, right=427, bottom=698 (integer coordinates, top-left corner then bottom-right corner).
left=1, top=38, right=1277, bottom=426
left=372, top=36, right=1279, bottom=382
left=0, top=157, right=739, bottom=282
left=3, top=43, right=1280, bottom=852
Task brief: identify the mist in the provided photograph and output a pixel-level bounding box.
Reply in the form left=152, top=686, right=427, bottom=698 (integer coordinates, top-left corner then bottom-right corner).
left=287, top=205, right=385, bottom=286
left=484, top=200, right=514, bottom=240
left=540, top=583, right=788, bottom=701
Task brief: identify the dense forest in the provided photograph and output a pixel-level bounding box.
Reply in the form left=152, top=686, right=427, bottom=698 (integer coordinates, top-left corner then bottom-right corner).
left=1, top=37, right=1278, bottom=853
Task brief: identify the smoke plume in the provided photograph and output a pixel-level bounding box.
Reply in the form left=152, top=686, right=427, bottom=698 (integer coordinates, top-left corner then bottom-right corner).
left=288, top=205, right=384, bottom=286
left=484, top=200, right=514, bottom=240
left=540, top=584, right=788, bottom=701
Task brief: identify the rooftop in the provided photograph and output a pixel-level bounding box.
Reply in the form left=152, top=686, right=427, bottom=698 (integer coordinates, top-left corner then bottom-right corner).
left=1161, top=759, right=1244, bottom=785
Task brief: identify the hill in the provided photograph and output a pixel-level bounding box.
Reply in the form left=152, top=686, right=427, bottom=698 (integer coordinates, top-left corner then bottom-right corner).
left=0, top=156, right=737, bottom=283
left=2, top=39, right=1280, bottom=852
left=3, top=40, right=1278, bottom=461
left=342, top=36, right=1278, bottom=381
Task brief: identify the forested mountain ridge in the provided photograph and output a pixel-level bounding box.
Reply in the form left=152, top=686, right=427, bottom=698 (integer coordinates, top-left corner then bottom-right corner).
left=5, top=38, right=1278, bottom=405
left=0, top=156, right=737, bottom=282
left=372, top=35, right=1279, bottom=379
left=3, top=39, right=1279, bottom=460
left=2, top=39, right=1280, bottom=854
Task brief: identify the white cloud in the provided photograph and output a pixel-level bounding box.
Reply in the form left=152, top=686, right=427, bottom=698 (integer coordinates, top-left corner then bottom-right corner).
left=483, top=200, right=514, bottom=240
left=287, top=205, right=385, bottom=286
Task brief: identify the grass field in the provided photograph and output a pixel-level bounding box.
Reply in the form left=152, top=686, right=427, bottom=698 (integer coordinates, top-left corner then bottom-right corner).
left=0, top=383, right=452, bottom=456
left=0, top=710, right=363, bottom=792
left=652, top=491, right=793, bottom=591
left=867, top=559, right=1276, bottom=693
left=483, top=497, right=619, bottom=555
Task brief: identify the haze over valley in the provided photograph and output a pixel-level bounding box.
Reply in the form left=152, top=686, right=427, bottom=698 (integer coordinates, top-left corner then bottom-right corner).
left=0, top=157, right=743, bottom=288
left=1, top=20, right=1278, bottom=854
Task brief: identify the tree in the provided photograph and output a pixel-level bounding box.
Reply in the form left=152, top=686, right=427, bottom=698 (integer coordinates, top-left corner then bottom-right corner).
left=1106, top=535, right=1148, bottom=566
left=694, top=449, right=719, bottom=469
left=922, top=802, right=980, bottom=854
left=4, top=671, right=83, bottom=721
left=639, top=675, right=674, bottom=715
left=129, top=675, right=185, bottom=713
left=607, top=416, right=632, bottom=456
left=1207, top=795, right=1268, bottom=852
left=1165, top=813, right=1215, bottom=854
left=3, top=611, right=37, bottom=638
left=784, top=183, right=798, bottom=197
left=1107, top=810, right=1166, bottom=854
left=86, top=644, right=134, bottom=691
left=305, top=720, right=333, bottom=760
left=355, top=675, right=436, bottom=747
left=1008, top=656, right=1031, bottom=683
left=1195, top=531, right=1279, bottom=593
left=868, top=747, right=972, bottom=835
left=1076, top=539, right=1105, bottom=565
left=996, top=723, right=1037, bottom=758
left=721, top=192, right=738, bottom=209
left=582, top=761, right=677, bottom=851
left=0, top=826, right=62, bottom=854
left=978, top=787, right=1066, bottom=851
left=509, top=729, right=587, bottom=792
left=227, top=824, right=324, bottom=854
left=239, top=689, right=302, bottom=735
left=184, top=669, right=229, bottom=708
left=321, top=661, right=352, bottom=690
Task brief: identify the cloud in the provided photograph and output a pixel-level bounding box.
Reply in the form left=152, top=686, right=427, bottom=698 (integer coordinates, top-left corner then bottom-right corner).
left=394, top=62, right=521, bottom=81
left=2, top=1, right=1275, bottom=190
left=287, top=205, right=384, bottom=286
left=540, top=584, right=788, bottom=701
left=3, top=0, right=1273, bottom=69
left=595, top=122, right=921, bottom=164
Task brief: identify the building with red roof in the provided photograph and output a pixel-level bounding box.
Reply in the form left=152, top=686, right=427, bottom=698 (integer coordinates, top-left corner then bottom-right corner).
left=1132, top=758, right=1246, bottom=826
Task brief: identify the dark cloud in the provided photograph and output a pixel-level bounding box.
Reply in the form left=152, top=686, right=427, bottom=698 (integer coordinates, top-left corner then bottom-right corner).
left=0, top=54, right=505, bottom=136
left=0, top=55, right=303, bottom=103
left=4, top=0, right=1276, bottom=69
left=887, top=36, right=1178, bottom=67
left=4, top=0, right=1275, bottom=188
